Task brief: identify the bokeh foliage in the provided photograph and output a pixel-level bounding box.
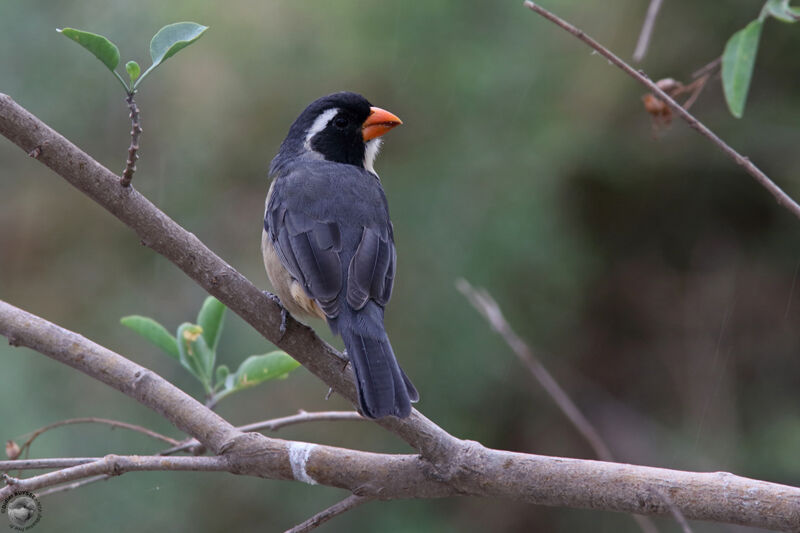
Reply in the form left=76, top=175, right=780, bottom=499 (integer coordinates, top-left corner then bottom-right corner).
left=1, top=1, right=800, bottom=531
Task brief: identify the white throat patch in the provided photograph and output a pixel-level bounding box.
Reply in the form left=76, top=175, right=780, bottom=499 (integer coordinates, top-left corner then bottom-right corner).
left=303, top=108, right=339, bottom=152
left=364, top=138, right=383, bottom=175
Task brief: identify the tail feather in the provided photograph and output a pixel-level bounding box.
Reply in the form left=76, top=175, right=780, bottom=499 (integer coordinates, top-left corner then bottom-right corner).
left=340, top=326, right=414, bottom=419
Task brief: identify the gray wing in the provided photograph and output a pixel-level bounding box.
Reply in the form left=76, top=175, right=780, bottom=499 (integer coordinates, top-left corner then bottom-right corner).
left=265, top=189, right=343, bottom=318
left=346, top=224, right=396, bottom=311
left=265, top=163, right=396, bottom=318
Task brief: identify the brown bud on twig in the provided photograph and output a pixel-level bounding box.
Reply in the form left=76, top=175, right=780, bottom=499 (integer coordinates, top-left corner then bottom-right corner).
left=5, top=440, right=21, bottom=460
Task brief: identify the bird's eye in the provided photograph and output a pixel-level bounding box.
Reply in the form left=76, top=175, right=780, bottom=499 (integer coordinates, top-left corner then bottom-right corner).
left=333, top=116, right=348, bottom=129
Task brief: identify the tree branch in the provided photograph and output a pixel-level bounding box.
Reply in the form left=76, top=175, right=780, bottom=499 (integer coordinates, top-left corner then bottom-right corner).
left=3, top=278, right=800, bottom=529
left=523, top=1, right=800, bottom=221
left=162, top=411, right=366, bottom=456
left=0, top=458, right=99, bottom=471
left=13, top=417, right=179, bottom=458
left=0, top=92, right=457, bottom=463
left=457, top=279, right=614, bottom=461
left=2, top=455, right=229, bottom=496
left=2, top=96, right=800, bottom=530
left=633, top=0, right=664, bottom=62
left=285, top=494, right=369, bottom=533
left=457, top=279, right=660, bottom=533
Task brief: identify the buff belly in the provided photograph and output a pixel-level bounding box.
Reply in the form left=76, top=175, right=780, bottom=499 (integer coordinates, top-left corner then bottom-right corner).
left=262, top=226, right=326, bottom=320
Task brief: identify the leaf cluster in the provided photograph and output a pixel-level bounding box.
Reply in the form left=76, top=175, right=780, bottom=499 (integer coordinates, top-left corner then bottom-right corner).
left=57, top=22, right=207, bottom=94
left=121, top=297, right=300, bottom=405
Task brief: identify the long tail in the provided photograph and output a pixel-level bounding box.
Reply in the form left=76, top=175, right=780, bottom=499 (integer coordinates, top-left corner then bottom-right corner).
left=338, top=305, right=418, bottom=419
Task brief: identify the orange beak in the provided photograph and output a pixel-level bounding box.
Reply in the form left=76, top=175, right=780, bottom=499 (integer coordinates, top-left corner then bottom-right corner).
left=362, top=106, right=403, bottom=141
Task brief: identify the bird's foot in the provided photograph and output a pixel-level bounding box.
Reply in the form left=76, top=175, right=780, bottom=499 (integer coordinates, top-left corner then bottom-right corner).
left=263, top=291, right=288, bottom=338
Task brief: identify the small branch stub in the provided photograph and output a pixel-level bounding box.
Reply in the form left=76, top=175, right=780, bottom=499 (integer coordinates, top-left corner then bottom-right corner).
left=121, top=93, right=142, bottom=187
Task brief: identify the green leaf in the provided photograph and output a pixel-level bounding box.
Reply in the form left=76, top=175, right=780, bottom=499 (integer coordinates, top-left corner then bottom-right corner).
left=721, top=20, right=763, bottom=118
left=197, top=297, right=226, bottom=352
left=134, top=22, right=207, bottom=89
left=120, top=315, right=179, bottom=360
left=761, top=0, right=800, bottom=22
left=150, top=22, right=208, bottom=66
left=126, top=61, right=140, bottom=82
left=215, top=365, right=230, bottom=389
left=176, top=323, right=214, bottom=390
left=229, top=351, right=300, bottom=392
left=57, top=28, right=120, bottom=72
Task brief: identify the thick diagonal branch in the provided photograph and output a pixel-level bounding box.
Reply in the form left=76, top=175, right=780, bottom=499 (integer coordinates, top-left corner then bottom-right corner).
left=0, top=92, right=458, bottom=462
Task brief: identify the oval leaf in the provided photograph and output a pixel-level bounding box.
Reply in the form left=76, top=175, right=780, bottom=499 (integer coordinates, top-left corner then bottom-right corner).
left=126, top=61, right=141, bottom=82
left=761, top=0, right=800, bottom=22
left=177, top=323, right=214, bottom=389
left=150, top=22, right=208, bottom=68
left=721, top=20, right=763, bottom=118
left=58, top=28, right=120, bottom=71
left=120, top=315, right=179, bottom=360
left=230, top=351, right=300, bottom=392
left=197, top=296, right=226, bottom=351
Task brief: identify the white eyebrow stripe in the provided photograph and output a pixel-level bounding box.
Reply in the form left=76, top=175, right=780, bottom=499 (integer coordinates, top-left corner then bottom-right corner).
left=303, top=108, right=339, bottom=151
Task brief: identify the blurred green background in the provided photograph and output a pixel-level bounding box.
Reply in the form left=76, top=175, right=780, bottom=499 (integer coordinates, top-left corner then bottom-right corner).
left=2, top=1, right=800, bottom=531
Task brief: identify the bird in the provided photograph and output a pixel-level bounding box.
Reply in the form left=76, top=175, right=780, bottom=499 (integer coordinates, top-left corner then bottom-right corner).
left=262, top=91, right=418, bottom=419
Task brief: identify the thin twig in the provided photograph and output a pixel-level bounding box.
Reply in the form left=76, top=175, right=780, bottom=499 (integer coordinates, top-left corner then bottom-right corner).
left=285, top=494, right=369, bottom=533
left=35, top=410, right=365, bottom=496
left=14, top=417, right=180, bottom=457
left=35, top=474, right=110, bottom=498
left=653, top=488, right=695, bottom=533
left=21, top=411, right=363, bottom=497
left=691, top=56, right=721, bottom=80
left=523, top=1, right=800, bottom=222
left=633, top=0, right=664, bottom=62
left=238, top=410, right=364, bottom=433
left=161, top=410, right=365, bottom=455
left=457, top=279, right=659, bottom=533
left=120, top=92, right=141, bottom=187
left=1, top=455, right=229, bottom=498
left=0, top=458, right=98, bottom=471
left=457, top=279, right=614, bottom=461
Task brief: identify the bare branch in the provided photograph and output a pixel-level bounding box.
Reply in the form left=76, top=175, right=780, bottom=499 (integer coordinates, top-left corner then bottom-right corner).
left=0, top=458, right=98, bottom=470
left=35, top=475, right=110, bottom=498
left=691, top=56, right=721, bottom=80
left=162, top=410, right=366, bottom=455
left=653, top=488, right=694, bottom=533
left=239, top=410, right=365, bottom=433
left=523, top=1, right=800, bottom=221
left=2, top=300, right=799, bottom=528
left=285, top=494, right=369, bottom=533
left=633, top=0, right=664, bottom=62
left=457, top=279, right=614, bottom=461
left=0, top=299, right=240, bottom=455
left=2, top=455, right=229, bottom=496
left=15, top=417, right=180, bottom=457
left=457, top=279, right=660, bottom=533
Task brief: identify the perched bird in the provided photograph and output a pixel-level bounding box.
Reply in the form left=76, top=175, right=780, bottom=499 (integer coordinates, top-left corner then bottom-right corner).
left=262, top=92, right=418, bottom=418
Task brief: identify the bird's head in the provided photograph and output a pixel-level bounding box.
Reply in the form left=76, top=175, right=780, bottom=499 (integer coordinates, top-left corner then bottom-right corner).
left=273, top=92, right=402, bottom=175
